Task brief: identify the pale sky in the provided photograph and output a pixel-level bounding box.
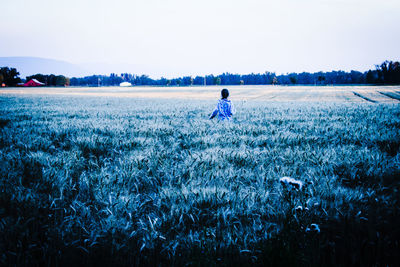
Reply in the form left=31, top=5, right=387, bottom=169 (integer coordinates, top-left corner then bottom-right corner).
left=2, top=0, right=400, bottom=78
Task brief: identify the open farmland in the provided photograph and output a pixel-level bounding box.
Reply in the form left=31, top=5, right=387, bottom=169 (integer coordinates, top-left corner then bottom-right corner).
left=2, top=85, right=400, bottom=102
left=0, top=86, right=399, bottom=266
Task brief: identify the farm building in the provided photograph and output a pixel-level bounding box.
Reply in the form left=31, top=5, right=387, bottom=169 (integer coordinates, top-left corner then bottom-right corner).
left=119, top=82, right=132, bottom=87
left=24, top=79, right=45, bottom=87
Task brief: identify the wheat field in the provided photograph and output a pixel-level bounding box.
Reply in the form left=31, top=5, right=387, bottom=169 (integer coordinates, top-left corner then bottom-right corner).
left=2, top=85, right=400, bottom=102
left=0, top=86, right=399, bottom=266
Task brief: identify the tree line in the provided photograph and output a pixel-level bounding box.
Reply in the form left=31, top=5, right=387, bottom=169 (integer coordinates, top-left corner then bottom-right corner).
left=1, top=60, right=399, bottom=87
left=70, top=60, right=400, bottom=86
left=0, top=67, right=22, bottom=86
left=26, top=74, right=70, bottom=86
left=0, top=67, right=70, bottom=87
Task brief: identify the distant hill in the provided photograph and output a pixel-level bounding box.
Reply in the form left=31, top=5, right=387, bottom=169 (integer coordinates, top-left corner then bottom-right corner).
left=0, top=57, right=90, bottom=78
left=0, top=57, right=167, bottom=79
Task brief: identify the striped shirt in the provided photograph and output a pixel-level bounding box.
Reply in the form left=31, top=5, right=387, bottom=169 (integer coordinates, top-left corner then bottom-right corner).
left=210, top=99, right=235, bottom=121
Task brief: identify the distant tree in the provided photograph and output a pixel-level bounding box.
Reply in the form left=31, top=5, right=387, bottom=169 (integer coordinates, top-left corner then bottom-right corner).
left=205, top=75, right=215, bottom=85
left=0, top=67, right=21, bottom=86
left=55, top=75, right=67, bottom=86
left=49, top=74, right=56, bottom=85
left=26, top=74, right=69, bottom=86
left=366, top=70, right=376, bottom=84
left=193, top=76, right=204, bottom=85
left=317, top=75, right=326, bottom=85
left=376, top=60, right=400, bottom=84
left=349, top=70, right=364, bottom=84
left=159, top=77, right=167, bottom=86
left=66, top=60, right=399, bottom=87
left=262, top=72, right=276, bottom=84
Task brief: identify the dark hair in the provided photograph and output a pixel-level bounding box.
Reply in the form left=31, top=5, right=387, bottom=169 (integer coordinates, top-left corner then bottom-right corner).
left=221, top=88, right=229, bottom=99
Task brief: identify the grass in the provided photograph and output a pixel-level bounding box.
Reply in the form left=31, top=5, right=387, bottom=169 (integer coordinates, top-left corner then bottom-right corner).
left=0, top=94, right=399, bottom=266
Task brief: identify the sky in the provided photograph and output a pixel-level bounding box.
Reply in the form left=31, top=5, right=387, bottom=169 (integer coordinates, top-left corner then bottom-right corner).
left=1, top=0, right=400, bottom=78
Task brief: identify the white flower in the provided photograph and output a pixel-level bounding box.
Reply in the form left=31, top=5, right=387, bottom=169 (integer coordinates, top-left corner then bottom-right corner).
left=306, top=223, right=320, bottom=233
left=280, top=176, right=303, bottom=190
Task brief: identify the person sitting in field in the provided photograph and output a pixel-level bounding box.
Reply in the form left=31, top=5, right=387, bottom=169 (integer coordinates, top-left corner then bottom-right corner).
left=209, top=88, right=235, bottom=121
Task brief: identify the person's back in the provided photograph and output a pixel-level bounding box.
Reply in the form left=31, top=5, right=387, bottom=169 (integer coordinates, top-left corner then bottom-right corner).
left=209, top=88, right=235, bottom=121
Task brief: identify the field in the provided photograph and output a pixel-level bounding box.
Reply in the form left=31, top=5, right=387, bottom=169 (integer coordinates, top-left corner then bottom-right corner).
left=2, top=85, right=400, bottom=102
left=0, top=86, right=399, bottom=266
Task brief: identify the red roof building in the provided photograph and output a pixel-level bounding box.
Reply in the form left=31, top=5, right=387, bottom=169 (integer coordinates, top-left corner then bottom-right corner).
left=24, top=79, right=45, bottom=87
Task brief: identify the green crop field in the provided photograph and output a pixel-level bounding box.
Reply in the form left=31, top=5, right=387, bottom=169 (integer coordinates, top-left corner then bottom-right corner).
left=0, top=87, right=399, bottom=266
